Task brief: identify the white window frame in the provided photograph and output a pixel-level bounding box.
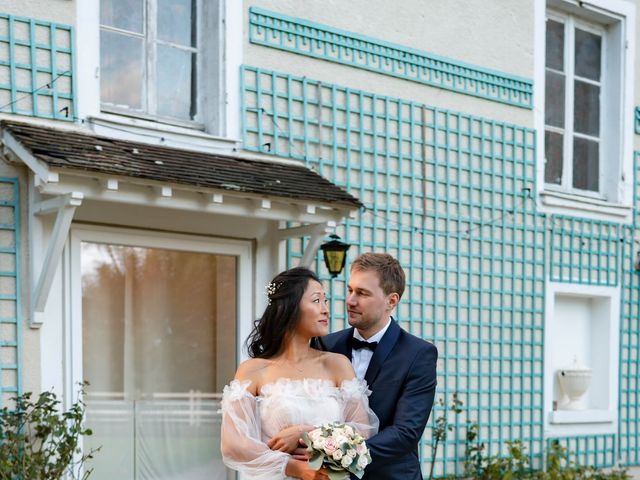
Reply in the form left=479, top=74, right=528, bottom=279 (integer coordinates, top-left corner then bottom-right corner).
left=544, top=13, right=605, bottom=196
left=534, top=0, right=636, bottom=223
left=99, top=0, right=202, bottom=125
left=64, top=225, right=253, bottom=405
left=76, top=0, right=242, bottom=147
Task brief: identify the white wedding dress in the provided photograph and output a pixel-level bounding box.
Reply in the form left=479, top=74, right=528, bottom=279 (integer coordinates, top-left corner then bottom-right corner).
left=220, top=377, right=378, bottom=480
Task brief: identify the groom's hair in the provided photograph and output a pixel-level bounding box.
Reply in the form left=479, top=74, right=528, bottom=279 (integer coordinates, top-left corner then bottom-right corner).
left=246, top=267, right=321, bottom=358
left=351, top=253, right=405, bottom=299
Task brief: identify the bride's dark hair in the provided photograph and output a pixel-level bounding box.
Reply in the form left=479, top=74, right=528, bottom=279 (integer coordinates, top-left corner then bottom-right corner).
left=246, top=267, right=321, bottom=358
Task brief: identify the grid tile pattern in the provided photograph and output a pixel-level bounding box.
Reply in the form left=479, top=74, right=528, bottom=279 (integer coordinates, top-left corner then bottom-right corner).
left=0, top=13, right=75, bottom=120
left=0, top=177, right=21, bottom=407
left=242, top=65, right=544, bottom=476
left=549, top=215, right=622, bottom=286
left=619, top=152, right=640, bottom=466
left=548, top=435, right=617, bottom=468
left=249, top=7, right=533, bottom=109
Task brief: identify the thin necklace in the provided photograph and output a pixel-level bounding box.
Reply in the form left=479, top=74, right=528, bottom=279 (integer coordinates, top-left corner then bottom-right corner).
left=278, top=354, right=314, bottom=373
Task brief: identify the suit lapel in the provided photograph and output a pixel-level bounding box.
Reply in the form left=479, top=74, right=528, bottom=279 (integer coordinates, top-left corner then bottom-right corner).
left=334, top=328, right=354, bottom=361
left=364, top=319, right=401, bottom=385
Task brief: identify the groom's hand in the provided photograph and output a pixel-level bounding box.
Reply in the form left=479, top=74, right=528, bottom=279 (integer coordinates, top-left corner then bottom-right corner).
left=267, top=425, right=305, bottom=453
left=291, top=441, right=310, bottom=461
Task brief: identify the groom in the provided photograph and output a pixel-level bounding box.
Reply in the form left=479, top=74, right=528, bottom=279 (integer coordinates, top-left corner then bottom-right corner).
left=314, top=253, right=438, bottom=479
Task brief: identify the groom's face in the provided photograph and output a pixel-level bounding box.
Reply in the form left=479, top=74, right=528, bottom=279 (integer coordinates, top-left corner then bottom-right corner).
left=346, top=268, right=393, bottom=337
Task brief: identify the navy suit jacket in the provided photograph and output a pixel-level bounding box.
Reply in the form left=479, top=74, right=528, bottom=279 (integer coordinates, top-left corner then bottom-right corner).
left=314, top=320, right=437, bottom=480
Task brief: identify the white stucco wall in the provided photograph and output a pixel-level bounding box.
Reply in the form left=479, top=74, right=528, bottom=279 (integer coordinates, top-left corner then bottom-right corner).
left=244, top=0, right=535, bottom=127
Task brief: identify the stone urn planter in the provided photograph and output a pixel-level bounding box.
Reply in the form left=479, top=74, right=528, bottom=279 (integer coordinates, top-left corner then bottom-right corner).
left=557, top=357, right=592, bottom=410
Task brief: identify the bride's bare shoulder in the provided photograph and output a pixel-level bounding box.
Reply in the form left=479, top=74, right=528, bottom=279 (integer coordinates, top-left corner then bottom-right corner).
left=320, top=351, right=355, bottom=380
left=234, top=358, right=271, bottom=393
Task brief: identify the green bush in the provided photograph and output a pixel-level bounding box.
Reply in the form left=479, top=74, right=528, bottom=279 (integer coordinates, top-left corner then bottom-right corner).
left=429, top=395, right=629, bottom=480
left=0, top=383, right=98, bottom=480
left=461, top=426, right=629, bottom=480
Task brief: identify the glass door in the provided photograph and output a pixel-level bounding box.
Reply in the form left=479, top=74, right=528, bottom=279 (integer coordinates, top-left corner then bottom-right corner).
left=72, top=228, right=250, bottom=480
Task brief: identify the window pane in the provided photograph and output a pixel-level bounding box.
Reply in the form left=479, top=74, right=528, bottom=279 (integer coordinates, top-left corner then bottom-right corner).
left=574, top=80, right=599, bottom=136
left=157, top=45, right=196, bottom=120
left=575, top=28, right=601, bottom=81
left=573, top=136, right=599, bottom=191
left=158, top=0, right=196, bottom=47
left=546, top=19, right=564, bottom=71
left=82, top=242, right=236, bottom=479
left=545, top=130, right=563, bottom=185
left=545, top=70, right=565, bottom=128
left=100, top=30, right=144, bottom=110
left=101, top=0, right=143, bottom=33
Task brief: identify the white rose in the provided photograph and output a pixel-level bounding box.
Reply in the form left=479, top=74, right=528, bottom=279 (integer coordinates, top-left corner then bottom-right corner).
left=313, top=438, right=325, bottom=449
left=334, top=435, right=349, bottom=447
left=332, top=449, right=343, bottom=460
left=344, top=425, right=354, bottom=435
left=357, top=455, right=369, bottom=469
left=341, top=455, right=353, bottom=468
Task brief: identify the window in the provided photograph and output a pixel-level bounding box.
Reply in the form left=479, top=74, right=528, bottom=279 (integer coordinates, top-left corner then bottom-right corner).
left=100, top=0, right=214, bottom=125
left=539, top=0, right=635, bottom=214
left=545, top=15, right=603, bottom=193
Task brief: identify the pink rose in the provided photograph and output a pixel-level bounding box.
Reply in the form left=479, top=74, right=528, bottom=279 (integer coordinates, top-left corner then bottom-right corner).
left=356, top=443, right=367, bottom=455
left=323, top=438, right=338, bottom=455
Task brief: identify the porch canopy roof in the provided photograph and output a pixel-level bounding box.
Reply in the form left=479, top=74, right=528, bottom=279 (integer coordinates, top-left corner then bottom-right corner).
left=0, top=120, right=362, bottom=224
left=2, top=120, right=362, bottom=327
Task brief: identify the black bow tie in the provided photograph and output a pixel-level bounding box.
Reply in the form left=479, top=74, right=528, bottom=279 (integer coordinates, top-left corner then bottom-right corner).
left=350, top=336, right=378, bottom=352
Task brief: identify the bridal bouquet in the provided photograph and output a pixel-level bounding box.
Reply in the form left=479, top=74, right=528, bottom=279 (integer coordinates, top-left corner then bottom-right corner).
left=302, top=421, right=371, bottom=479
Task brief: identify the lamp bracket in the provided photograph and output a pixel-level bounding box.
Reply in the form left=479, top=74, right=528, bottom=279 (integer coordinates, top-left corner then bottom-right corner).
left=275, top=221, right=336, bottom=241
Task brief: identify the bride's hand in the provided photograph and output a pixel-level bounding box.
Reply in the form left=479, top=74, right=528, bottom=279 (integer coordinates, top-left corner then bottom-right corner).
left=285, top=459, right=330, bottom=480
left=267, top=425, right=307, bottom=453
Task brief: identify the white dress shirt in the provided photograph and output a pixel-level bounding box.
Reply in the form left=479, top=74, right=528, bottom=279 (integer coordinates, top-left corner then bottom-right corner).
left=351, top=319, right=392, bottom=380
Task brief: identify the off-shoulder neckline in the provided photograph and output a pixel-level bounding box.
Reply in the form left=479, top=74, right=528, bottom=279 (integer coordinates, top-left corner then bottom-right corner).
left=226, top=377, right=362, bottom=398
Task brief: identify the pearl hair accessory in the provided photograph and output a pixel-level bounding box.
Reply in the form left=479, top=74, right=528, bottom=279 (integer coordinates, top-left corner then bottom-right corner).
left=264, top=282, right=281, bottom=304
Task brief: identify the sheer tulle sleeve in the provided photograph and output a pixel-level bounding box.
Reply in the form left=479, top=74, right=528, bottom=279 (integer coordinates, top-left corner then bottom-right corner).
left=340, top=378, right=379, bottom=439
left=220, top=380, right=290, bottom=479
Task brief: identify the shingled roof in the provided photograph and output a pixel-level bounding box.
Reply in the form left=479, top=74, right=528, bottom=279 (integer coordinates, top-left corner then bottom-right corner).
left=0, top=120, right=362, bottom=208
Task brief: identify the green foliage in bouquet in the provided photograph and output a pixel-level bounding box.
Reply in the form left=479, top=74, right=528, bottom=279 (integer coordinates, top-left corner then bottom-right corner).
left=0, top=383, right=99, bottom=480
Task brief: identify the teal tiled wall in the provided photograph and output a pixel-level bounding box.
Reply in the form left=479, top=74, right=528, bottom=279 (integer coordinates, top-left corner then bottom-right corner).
left=0, top=177, right=21, bottom=407
left=549, top=215, right=622, bottom=286
left=619, top=152, right=640, bottom=466
left=548, top=435, right=617, bottom=469
left=0, top=13, right=75, bottom=120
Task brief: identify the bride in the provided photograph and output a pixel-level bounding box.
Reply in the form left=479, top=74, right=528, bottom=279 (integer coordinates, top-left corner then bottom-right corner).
left=220, top=267, right=378, bottom=479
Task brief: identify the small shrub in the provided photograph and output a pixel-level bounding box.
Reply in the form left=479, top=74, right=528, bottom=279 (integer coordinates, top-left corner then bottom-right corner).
left=0, top=383, right=98, bottom=480
left=461, top=429, right=628, bottom=480
left=428, top=393, right=629, bottom=479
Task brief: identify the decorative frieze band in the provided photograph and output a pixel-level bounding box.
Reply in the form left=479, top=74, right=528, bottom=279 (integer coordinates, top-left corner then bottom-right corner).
left=249, top=7, right=533, bottom=109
